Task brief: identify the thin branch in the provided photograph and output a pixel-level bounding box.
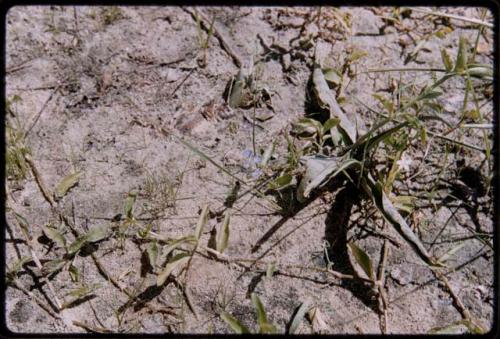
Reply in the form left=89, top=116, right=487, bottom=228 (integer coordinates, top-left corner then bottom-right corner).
left=410, top=7, right=493, bottom=28
left=24, top=154, right=56, bottom=207
left=182, top=7, right=243, bottom=67
left=24, top=86, right=60, bottom=138
left=72, top=320, right=111, bottom=333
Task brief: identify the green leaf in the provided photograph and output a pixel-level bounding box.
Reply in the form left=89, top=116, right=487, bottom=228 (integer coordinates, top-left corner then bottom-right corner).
left=454, top=36, right=468, bottom=73
left=405, top=40, right=426, bottom=64
left=322, top=68, right=342, bottom=86
left=220, top=312, right=251, bottom=334
left=390, top=195, right=416, bottom=215
left=147, top=241, right=158, bottom=268
left=434, top=26, right=453, bottom=39
left=42, top=259, right=66, bottom=275
left=291, top=118, right=322, bottom=138
left=69, top=265, right=79, bottom=282
left=372, top=93, right=395, bottom=114
left=260, top=323, right=278, bottom=334
left=347, top=49, right=368, bottom=63
left=66, top=284, right=101, bottom=298
left=8, top=256, right=31, bottom=277
left=157, top=253, right=190, bottom=286
left=252, top=293, right=268, bottom=325
left=251, top=293, right=276, bottom=333
left=440, top=48, right=454, bottom=72
left=14, top=213, right=31, bottom=240
left=347, top=243, right=375, bottom=280
left=461, top=319, right=486, bottom=334
left=429, top=323, right=469, bottom=334
left=68, top=235, right=89, bottom=255
left=418, top=90, right=442, bottom=101
left=195, top=204, right=210, bottom=240
left=160, top=235, right=197, bottom=263
left=124, top=192, right=137, bottom=219
left=137, top=224, right=153, bottom=238
left=42, top=225, right=66, bottom=248
left=216, top=211, right=230, bottom=253
left=288, top=300, right=311, bottom=334
left=54, top=172, right=83, bottom=200
left=322, top=118, right=340, bottom=135
left=62, top=284, right=101, bottom=309
left=467, top=66, right=493, bottom=81
left=85, top=224, right=111, bottom=243
left=269, top=173, right=293, bottom=190
left=266, top=262, right=276, bottom=279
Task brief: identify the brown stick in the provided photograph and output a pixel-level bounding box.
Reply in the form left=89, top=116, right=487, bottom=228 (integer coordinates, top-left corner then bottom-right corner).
left=72, top=320, right=111, bottom=333
left=24, top=154, right=56, bottom=207
left=24, top=86, right=60, bottom=138
left=182, top=7, right=243, bottom=67
left=432, top=268, right=472, bottom=320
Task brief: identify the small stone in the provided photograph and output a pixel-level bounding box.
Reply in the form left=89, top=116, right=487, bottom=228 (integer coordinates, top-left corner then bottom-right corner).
left=282, top=53, right=291, bottom=71
left=22, top=197, right=31, bottom=206
left=390, top=265, right=412, bottom=285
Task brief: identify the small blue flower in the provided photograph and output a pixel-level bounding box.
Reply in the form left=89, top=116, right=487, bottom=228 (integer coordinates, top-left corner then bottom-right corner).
left=242, top=149, right=262, bottom=178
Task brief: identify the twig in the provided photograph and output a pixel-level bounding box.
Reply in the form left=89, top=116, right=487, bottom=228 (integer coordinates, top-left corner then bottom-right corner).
left=432, top=268, right=472, bottom=320
left=72, top=320, right=111, bottom=333
left=182, top=7, right=243, bottom=67
left=377, top=240, right=390, bottom=334
left=166, top=68, right=195, bottom=100
left=26, top=246, right=63, bottom=310
left=364, top=67, right=446, bottom=73
left=24, top=86, right=60, bottom=138
left=24, top=154, right=56, bottom=207
left=409, top=7, right=493, bottom=28
left=197, top=245, right=362, bottom=281
left=6, top=59, right=32, bottom=73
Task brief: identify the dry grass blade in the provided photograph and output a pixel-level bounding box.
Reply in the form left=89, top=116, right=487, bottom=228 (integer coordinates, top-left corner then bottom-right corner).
left=288, top=300, right=311, bottom=334
left=361, top=176, right=440, bottom=267
left=157, top=253, right=190, bottom=286
left=220, top=312, right=250, bottom=334
left=409, top=7, right=493, bottom=28
left=312, top=60, right=357, bottom=142
left=172, top=133, right=246, bottom=184
left=195, top=204, right=210, bottom=240
left=251, top=293, right=277, bottom=334
left=216, top=211, right=230, bottom=253
left=160, top=236, right=197, bottom=261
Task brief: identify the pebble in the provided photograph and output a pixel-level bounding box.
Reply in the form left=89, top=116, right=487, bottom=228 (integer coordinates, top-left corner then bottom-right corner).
left=282, top=53, right=291, bottom=71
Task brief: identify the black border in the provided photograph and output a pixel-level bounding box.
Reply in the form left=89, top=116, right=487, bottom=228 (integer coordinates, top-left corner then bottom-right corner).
left=0, top=1, right=498, bottom=338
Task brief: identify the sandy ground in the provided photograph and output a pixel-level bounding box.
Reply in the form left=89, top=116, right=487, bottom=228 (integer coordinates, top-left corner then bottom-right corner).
left=4, top=6, right=495, bottom=334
